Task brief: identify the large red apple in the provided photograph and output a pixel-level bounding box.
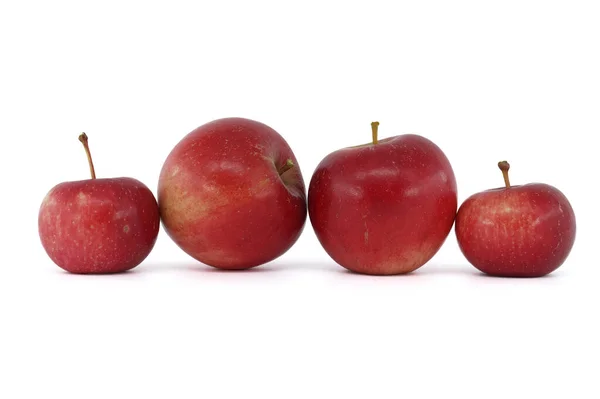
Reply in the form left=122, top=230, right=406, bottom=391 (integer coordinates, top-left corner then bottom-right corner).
left=455, top=161, right=576, bottom=277
left=38, top=134, right=160, bottom=274
left=158, top=117, right=307, bottom=270
left=308, top=122, right=457, bottom=275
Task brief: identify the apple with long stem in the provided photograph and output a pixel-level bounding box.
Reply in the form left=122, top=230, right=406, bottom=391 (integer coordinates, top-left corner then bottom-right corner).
left=455, top=161, right=576, bottom=277
left=38, top=133, right=160, bottom=274
left=308, top=122, right=457, bottom=275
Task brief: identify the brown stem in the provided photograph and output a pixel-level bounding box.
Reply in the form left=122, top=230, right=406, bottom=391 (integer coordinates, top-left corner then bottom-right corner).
left=278, top=159, right=294, bottom=175
left=78, top=133, right=96, bottom=179
left=371, top=121, right=379, bottom=145
left=498, top=161, right=510, bottom=188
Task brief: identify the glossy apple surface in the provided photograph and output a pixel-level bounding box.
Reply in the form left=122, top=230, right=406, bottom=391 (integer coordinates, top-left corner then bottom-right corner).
left=38, top=134, right=160, bottom=274
left=158, top=117, right=307, bottom=270
left=308, top=123, right=457, bottom=275
left=455, top=161, right=576, bottom=277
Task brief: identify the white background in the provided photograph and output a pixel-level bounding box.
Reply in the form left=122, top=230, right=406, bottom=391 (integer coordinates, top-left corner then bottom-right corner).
left=1, top=0, right=598, bottom=398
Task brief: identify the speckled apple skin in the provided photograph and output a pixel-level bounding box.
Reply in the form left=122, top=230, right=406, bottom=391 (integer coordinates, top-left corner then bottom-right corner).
left=158, top=117, right=307, bottom=270
left=455, top=183, right=576, bottom=277
left=38, top=178, right=160, bottom=274
left=308, top=134, right=458, bottom=275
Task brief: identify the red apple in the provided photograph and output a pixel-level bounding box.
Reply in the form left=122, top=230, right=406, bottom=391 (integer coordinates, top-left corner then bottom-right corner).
left=455, top=161, right=576, bottom=277
left=308, top=122, right=457, bottom=275
left=158, top=117, right=307, bottom=270
left=38, top=134, right=160, bottom=274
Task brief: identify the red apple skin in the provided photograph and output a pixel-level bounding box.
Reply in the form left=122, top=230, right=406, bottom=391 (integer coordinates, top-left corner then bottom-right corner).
left=455, top=183, right=576, bottom=277
left=38, top=178, right=160, bottom=274
left=308, top=134, right=457, bottom=275
left=158, top=117, right=307, bottom=270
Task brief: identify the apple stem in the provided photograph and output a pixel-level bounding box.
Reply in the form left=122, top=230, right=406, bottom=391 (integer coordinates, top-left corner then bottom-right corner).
left=78, top=133, right=97, bottom=179
left=498, top=161, right=510, bottom=188
left=371, top=121, right=379, bottom=145
left=278, top=159, right=294, bottom=175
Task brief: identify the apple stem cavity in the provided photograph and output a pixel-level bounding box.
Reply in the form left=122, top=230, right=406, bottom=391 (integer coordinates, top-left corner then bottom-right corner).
left=371, top=121, right=380, bottom=145
left=278, top=159, right=295, bottom=175
left=498, top=160, right=510, bottom=188
left=78, top=133, right=97, bottom=179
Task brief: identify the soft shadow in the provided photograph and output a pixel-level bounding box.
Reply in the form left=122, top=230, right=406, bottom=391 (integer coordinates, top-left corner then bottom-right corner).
left=185, top=264, right=277, bottom=274
left=54, top=268, right=143, bottom=279
left=142, top=262, right=279, bottom=274
left=414, top=264, right=475, bottom=276
left=141, top=260, right=469, bottom=277
left=333, top=268, right=420, bottom=277
left=330, top=263, right=473, bottom=278
left=132, top=259, right=341, bottom=275
left=418, top=264, right=563, bottom=279
left=466, top=269, right=561, bottom=279
left=52, top=260, right=564, bottom=280
left=266, top=260, right=338, bottom=272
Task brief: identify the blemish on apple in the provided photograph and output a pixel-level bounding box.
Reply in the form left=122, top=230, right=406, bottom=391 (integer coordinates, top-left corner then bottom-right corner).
left=404, top=187, right=419, bottom=197
left=77, top=192, right=88, bottom=204
left=439, top=171, right=448, bottom=183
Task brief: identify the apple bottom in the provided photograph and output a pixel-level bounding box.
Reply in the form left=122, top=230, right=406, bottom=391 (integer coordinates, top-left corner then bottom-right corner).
left=330, top=245, right=447, bottom=276
left=162, top=197, right=306, bottom=270
left=309, top=185, right=457, bottom=276
left=308, top=182, right=458, bottom=274
left=457, top=230, right=575, bottom=278
left=314, top=216, right=455, bottom=276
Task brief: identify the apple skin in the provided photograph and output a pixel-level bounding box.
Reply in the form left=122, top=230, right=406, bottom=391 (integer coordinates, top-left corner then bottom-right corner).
left=38, top=178, right=160, bottom=274
left=308, top=134, right=457, bottom=275
left=158, top=117, right=307, bottom=270
left=455, top=183, right=576, bottom=277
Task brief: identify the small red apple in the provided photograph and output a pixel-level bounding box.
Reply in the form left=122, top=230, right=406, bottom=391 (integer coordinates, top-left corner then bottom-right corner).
left=308, top=122, right=458, bottom=275
left=158, top=117, right=307, bottom=270
left=38, top=134, right=160, bottom=274
left=455, top=161, right=576, bottom=277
